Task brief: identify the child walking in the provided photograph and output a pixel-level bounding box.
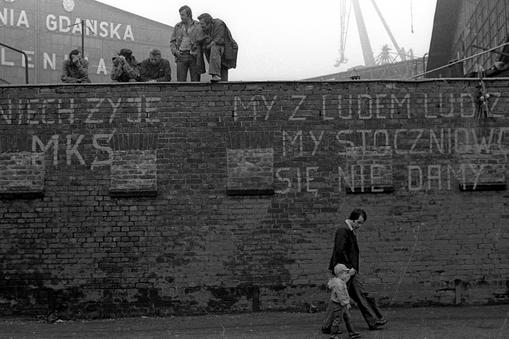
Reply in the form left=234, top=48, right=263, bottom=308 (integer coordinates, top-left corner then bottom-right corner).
left=321, top=263, right=361, bottom=339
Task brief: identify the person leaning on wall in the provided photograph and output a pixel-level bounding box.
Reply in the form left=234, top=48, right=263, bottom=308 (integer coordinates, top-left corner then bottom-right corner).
left=139, top=48, right=172, bottom=82
left=110, top=48, right=141, bottom=82
left=61, top=49, right=91, bottom=83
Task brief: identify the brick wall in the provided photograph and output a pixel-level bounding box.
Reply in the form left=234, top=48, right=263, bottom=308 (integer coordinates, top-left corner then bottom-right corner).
left=0, top=80, right=508, bottom=318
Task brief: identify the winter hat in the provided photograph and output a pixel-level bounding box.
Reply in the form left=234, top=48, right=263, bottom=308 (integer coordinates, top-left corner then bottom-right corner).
left=119, top=49, right=133, bottom=57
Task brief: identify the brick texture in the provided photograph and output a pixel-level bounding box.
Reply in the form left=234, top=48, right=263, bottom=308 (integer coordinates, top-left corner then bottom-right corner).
left=0, top=80, right=508, bottom=318
left=0, top=152, right=45, bottom=193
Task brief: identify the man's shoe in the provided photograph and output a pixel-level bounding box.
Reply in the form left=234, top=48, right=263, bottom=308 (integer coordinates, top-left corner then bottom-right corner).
left=349, top=331, right=362, bottom=338
left=368, top=324, right=381, bottom=330
left=211, top=75, right=221, bottom=82
left=375, top=319, right=388, bottom=327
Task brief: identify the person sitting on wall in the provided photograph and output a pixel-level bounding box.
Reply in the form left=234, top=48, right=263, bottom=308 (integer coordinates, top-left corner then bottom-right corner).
left=139, top=48, right=172, bottom=82
left=110, top=48, right=140, bottom=82
left=61, top=49, right=91, bottom=83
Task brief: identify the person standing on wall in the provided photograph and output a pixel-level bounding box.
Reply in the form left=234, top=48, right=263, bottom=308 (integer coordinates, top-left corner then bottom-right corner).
left=170, top=5, right=205, bottom=82
left=61, top=49, right=91, bottom=83
left=197, top=13, right=238, bottom=82
left=328, top=208, right=388, bottom=330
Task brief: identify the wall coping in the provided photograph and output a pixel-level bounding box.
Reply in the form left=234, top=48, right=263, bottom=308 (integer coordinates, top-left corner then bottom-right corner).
left=1, top=77, right=509, bottom=89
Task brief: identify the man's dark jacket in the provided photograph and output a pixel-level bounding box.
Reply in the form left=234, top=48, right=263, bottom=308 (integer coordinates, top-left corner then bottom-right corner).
left=139, top=58, right=171, bottom=82
left=328, top=224, right=360, bottom=273
left=205, top=18, right=238, bottom=69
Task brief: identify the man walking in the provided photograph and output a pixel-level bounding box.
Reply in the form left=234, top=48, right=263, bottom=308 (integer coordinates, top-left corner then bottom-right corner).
left=170, top=5, right=204, bottom=82
left=197, top=13, right=238, bottom=82
left=328, top=208, right=387, bottom=330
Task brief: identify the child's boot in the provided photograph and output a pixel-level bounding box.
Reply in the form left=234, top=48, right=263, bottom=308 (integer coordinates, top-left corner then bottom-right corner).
left=345, top=319, right=361, bottom=338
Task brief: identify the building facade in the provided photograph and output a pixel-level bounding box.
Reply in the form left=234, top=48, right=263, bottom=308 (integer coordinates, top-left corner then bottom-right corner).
left=0, top=0, right=174, bottom=84
left=426, top=0, right=509, bottom=77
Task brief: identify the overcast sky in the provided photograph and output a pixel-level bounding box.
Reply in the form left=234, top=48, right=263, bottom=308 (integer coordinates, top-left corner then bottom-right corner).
left=96, top=0, right=437, bottom=81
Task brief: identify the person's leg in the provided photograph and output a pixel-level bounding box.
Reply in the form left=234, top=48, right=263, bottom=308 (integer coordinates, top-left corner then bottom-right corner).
left=330, top=306, right=344, bottom=336
left=220, top=67, right=228, bottom=81
left=321, top=301, right=335, bottom=333
left=365, top=294, right=384, bottom=320
left=343, top=308, right=361, bottom=338
left=189, top=55, right=201, bottom=82
left=176, top=57, right=189, bottom=82
left=208, top=45, right=224, bottom=78
left=347, top=275, right=380, bottom=329
left=322, top=302, right=343, bottom=335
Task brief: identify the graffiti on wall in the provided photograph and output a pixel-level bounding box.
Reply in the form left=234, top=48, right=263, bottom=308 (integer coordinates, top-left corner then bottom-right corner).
left=0, top=92, right=507, bottom=193
left=0, top=96, right=160, bottom=169
left=232, top=93, right=508, bottom=193
left=233, top=92, right=503, bottom=121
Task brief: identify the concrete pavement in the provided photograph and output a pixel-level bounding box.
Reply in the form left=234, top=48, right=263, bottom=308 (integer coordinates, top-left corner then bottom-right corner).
left=0, top=305, right=508, bottom=339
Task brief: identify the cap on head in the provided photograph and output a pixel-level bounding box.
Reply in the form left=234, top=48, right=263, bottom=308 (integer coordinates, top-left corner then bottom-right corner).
left=119, top=48, right=133, bottom=57
left=333, top=263, right=349, bottom=276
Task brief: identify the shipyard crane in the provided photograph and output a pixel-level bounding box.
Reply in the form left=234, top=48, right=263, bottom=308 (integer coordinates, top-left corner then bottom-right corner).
left=335, top=0, right=410, bottom=67
left=335, top=0, right=352, bottom=66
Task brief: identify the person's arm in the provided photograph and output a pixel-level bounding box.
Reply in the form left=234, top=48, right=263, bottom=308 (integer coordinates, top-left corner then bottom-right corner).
left=170, top=26, right=180, bottom=56
left=328, top=228, right=349, bottom=272
left=190, top=20, right=208, bottom=47
left=110, top=62, right=123, bottom=81
left=61, top=61, right=78, bottom=83
left=76, top=59, right=90, bottom=83
left=156, top=59, right=171, bottom=82
left=139, top=60, right=149, bottom=82
left=209, top=20, right=226, bottom=46
left=123, top=60, right=140, bottom=81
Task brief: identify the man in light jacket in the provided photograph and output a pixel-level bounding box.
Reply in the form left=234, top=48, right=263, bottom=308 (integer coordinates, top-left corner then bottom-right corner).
left=170, top=5, right=205, bottom=82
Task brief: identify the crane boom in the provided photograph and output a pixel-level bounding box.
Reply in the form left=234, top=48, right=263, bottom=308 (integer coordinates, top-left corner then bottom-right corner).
left=351, top=0, right=376, bottom=66
left=338, top=0, right=410, bottom=67
left=336, top=0, right=351, bottom=66
left=370, top=0, right=406, bottom=61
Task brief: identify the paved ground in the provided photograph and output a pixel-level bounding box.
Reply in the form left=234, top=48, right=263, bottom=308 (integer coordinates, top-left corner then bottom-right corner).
left=0, top=305, right=508, bottom=339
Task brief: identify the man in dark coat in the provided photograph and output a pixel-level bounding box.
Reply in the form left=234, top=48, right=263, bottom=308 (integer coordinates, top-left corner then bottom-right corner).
left=139, top=49, right=171, bottom=82
left=110, top=48, right=140, bottom=82
left=197, top=13, right=238, bottom=82
left=328, top=208, right=387, bottom=330
left=61, top=49, right=90, bottom=83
